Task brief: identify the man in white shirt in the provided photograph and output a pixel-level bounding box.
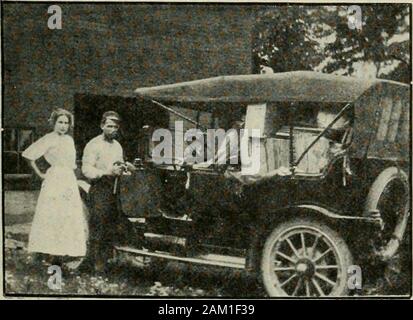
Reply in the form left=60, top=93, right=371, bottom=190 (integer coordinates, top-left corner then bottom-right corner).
left=82, top=111, right=137, bottom=272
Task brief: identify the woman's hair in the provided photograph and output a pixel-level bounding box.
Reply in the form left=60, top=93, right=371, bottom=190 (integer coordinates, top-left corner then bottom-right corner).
left=48, top=108, right=74, bottom=129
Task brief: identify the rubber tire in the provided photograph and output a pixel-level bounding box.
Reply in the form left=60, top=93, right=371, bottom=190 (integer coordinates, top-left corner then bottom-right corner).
left=364, top=167, right=410, bottom=261
left=260, top=217, right=353, bottom=297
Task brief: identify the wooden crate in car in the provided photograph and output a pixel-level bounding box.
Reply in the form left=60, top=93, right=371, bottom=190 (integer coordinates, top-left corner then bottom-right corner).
left=264, top=127, right=329, bottom=174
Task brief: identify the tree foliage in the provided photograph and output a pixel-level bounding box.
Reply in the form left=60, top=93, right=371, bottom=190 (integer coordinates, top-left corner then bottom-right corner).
left=253, top=5, right=410, bottom=83
left=323, top=4, right=410, bottom=82
left=252, top=6, right=324, bottom=73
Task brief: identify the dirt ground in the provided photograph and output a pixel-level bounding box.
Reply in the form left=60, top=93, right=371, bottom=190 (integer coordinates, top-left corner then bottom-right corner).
left=3, top=191, right=261, bottom=297
left=3, top=191, right=411, bottom=297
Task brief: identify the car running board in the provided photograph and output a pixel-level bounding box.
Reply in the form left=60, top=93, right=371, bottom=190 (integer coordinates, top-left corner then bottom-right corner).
left=114, top=246, right=246, bottom=269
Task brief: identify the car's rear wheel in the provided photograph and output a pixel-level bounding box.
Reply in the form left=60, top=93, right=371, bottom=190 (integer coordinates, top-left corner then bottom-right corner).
left=261, top=218, right=353, bottom=297
left=363, top=167, right=411, bottom=294
left=364, top=167, right=410, bottom=262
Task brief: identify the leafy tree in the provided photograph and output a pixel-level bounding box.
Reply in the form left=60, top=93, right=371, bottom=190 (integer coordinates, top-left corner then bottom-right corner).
left=323, top=4, right=410, bottom=83
left=253, top=5, right=410, bottom=83
left=252, top=6, right=324, bottom=73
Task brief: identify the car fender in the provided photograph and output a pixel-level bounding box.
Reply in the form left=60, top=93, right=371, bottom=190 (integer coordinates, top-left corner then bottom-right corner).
left=256, top=203, right=381, bottom=236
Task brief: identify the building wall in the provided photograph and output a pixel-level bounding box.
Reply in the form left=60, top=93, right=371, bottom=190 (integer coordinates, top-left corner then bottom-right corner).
left=3, top=3, right=255, bottom=136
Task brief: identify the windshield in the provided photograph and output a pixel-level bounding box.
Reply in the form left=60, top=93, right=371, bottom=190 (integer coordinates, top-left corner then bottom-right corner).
left=147, top=103, right=247, bottom=166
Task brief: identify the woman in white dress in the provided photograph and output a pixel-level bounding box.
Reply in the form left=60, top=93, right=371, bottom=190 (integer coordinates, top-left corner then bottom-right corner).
left=22, top=109, right=88, bottom=262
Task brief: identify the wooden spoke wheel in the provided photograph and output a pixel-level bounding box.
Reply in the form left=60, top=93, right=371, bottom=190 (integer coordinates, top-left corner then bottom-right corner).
left=261, top=218, right=353, bottom=297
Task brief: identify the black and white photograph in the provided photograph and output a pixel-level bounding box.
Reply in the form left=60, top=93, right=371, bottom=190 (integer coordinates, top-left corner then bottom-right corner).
left=1, top=1, right=411, bottom=299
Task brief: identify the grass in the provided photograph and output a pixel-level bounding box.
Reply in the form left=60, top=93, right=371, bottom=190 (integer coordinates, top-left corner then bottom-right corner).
left=5, top=245, right=411, bottom=297
left=4, top=191, right=410, bottom=297
left=4, top=247, right=261, bottom=297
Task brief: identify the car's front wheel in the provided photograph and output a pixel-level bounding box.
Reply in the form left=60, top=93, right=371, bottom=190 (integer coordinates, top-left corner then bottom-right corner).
left=260, top=218, right=353, bottom=297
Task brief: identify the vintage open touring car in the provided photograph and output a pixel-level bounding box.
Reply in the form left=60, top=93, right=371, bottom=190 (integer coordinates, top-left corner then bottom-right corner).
left=79, top=71, right=411, bottom=297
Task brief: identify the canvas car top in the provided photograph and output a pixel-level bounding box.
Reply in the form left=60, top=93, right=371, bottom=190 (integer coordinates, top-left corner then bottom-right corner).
left=134, top=71, right=407, bottom=104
